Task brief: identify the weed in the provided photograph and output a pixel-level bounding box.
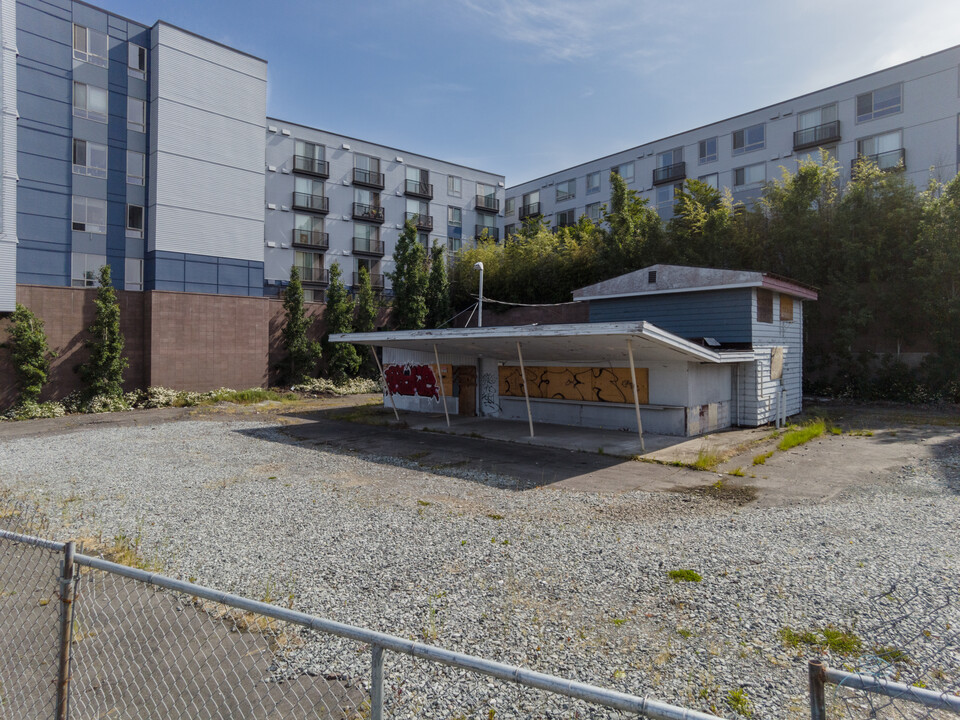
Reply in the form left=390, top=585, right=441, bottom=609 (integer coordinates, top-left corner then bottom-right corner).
left=417, top=500, right=432, bottom=507
left=912, top=680, right=928, bottom=689
left=778, top=627, right=819, bottom=648
left=777, top=419, right=826, bottom=451
left=677, top=627, right=694, bottom=639
left=610, top=618, right=628, bottom=626
left=752, top=451, right=774, bottom=465
left=875, top=646, right=911, bottom=664
left=405, top=451, right=429, bottom=461
left=675, top=480, right=758, bottom=505
left=728, top=467, right=745, bottom=477
left=727, top=687, right=752, bottom=717
left=850, top=429, right=874, bottom=437
left=829, top=426, right=843, bottom=435
left=778, top=625, right=862, bottom=655
left=612, top=669, right=626, bottom=680
left=668, top=569, right=702, bottom=583
left=690, top=448, right=723, bottom=471
left=486, top=513, right=504, bottom=520
left=597, top=447, right=605, bottom=455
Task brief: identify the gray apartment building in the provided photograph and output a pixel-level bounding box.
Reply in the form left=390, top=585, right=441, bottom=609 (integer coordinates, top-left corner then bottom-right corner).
left=503, top=45, right=960, bottom=234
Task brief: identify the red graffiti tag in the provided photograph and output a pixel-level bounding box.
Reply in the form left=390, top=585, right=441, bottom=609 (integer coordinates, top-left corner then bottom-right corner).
left=385, top=364, right=439, bottom=399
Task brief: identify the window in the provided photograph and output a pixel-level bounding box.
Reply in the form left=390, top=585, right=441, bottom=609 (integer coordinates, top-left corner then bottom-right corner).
left=125, top=258, right=143, bottom=291
left=857, top=84, right=901, bottom=122
left=477, top=182, right=496, bottom=200
left=354, top=223, right=379, bottom=242
left=72, top=139, right=107, bottom=178
left=295, top=250, right=324, bottom=283
left=733, top=124, right=765, bottom=155
left=699, top=137, right=718, bottom=164
left=656, top=183, right=682, bottom=217
left=355, top=257, right=377, bottom=284
left=417, top=232, right=431, bottom=251
left=73, top=25, right=108, bottom=67
left=556, top=179, right=576, bottom=202
left=297, top=176, right=325, bottom=198
left=504, top=197, right=515, bottom=216
left=71, top=196, right=107, bottom=233
left=128, top=43, right=146, bottom=79
left=757, top=289, right=773, bottom=323
left=303, top=288, right=324, bottom=303
left=586, top=170, right=601, bottom=194
left=294, top=214, right=324, bottom=245
left=73, top=82, right=108, bottom=123
left=555, top=208, right=576, bottom=228
left=780, top=294, right=794, bottom=322
left=355, top=154, right=379, bottom=172
left=478, top=212, right=496, bottom=229
left=126, top=204, right=144, bottom=235
left=504, top=223, right=516, bottom=238
left=447, top=175, right=461, bottom=197
left=856, top=131, right=903, bottom=170
left=126, top=150, right=144, bottom=185
left=71, top=253, right=105, bottom=287
left=698, top=173, right=719, bottom=190
left=522, top=190, right=539, bottom=210
left=447, top=206, right=462, bottom=227
left=296, top=140, right=324, bottom=161
left=734, top=163, right=766, bottom=188
left=127, top=98, right=145, bottom=132
left=611, top=161, right=634, bottom=183
left=354, top=187, right=379, bottom=206
left=798, top=103, right=837, bottom=131
left=657, top=147, right=682, bottom=167
left=586, top=201, right=601, bottom=223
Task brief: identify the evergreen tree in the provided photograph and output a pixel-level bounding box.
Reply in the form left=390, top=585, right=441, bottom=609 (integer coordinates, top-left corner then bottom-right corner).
left=355, top=265, right=377, bottom=333
left=425, top=241, right=450, bottom=328
left=600, top=171, right=664, bottom=276
left=79, top=265, right=127, bottom=398
left=388, top=220, right=428, bottom=330
left=281, top=265, right=321, bottom=383
left=3, top=304, right=53, bottom=405
left=323, top=263, right=361, bottom=382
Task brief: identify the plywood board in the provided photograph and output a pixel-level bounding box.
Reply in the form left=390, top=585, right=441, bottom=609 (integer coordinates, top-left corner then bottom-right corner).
left=498, top=366, right=649, bottom=404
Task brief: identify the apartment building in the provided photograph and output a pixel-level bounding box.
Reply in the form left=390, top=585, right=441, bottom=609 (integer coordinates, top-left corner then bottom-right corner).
left=503, top=45, right=960, bottom=234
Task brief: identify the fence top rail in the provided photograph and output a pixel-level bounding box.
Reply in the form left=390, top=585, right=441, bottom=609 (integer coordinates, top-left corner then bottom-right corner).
left=0, top=528, right=66, bottom=552
left=821, top=664, right=960, bottom=714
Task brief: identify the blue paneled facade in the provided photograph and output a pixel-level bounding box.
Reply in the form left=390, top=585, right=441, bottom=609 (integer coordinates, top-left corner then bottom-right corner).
left=145, top=251, right=264, bottom=296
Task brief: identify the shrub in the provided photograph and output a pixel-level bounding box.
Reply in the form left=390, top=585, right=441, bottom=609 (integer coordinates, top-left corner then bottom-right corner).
left=79, top=265, right=127, bottom=399
left=3, top=304, right=55, bottom=406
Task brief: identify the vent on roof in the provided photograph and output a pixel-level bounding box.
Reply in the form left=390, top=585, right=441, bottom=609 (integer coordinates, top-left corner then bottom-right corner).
left=704, top=337, right=720, bottom=347
left=648, top=270, right=657, bottom=284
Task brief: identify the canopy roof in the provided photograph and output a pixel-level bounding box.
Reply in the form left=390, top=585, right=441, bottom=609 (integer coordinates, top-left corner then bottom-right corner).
left=331, top=322, right=754, bottom=364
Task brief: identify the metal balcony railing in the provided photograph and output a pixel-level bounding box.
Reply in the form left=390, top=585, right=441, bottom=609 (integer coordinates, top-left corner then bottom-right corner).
left=353, top=237, right=385, bottom=256
left=297, top=267, right=329, bottom=284
left=652, top=161, right=686, bottom=186
left=353, top=202, right=385, bottom=223
left=293, top=155, right=329, bottom=178
left=405, top=212, right=433, bottom=231
left=292, top=229, right=329, bottom=249
left=353, top=167, right=385, bottom=189
left=851, top=148, right=905, bottom=173
left=475, top=195, right=500, bottom=213
left=354, top=272, right=384, bottom=288
left=793, top=120, right=841, bottom=151
left=292, top=192, right=329, bottom=213
left=475, top=225, right=499, bottom=241
left=518, top=202, right=541, bottom=220
left=404, top=179, right=433, bottom=199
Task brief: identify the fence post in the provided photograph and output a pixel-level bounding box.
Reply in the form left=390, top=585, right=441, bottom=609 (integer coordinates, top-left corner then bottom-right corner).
left=809, top=659, right=827, bottom=720
left=56, top=541, right=76, bottom=720
left=371, top=644, right=384, bottom=720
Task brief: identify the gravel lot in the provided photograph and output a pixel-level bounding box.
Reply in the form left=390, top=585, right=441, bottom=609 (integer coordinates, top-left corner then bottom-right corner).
left=1, top=415, right=959, bottom=719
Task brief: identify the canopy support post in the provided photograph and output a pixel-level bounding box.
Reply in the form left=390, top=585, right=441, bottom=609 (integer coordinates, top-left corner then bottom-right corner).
left=433, top=344, right=450, bottom=427
left=627, top=339, right=646, bottom=453
left=516, top=341, right=534, bottom=438
left=369, top=346, right=399, bottom=422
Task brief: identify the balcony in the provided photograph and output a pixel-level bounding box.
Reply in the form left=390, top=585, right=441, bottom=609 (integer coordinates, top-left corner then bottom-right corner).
left=404, top=179, right=433, bottom=199
left=293, top=155, right=329, bottom=178
left=353, top=202, right=385, bottom=223
left=298, top=267, right=329, bottom=284
left=793, top=121, right=841, bottom=152
left=353, top=237, right=385, bottom=256
left=851, top=148, right=906, bottom=174
left=475, top=225, right=499, bottom=241
left=653, top=161, right=686, bottom=186
left=354, top=272, right=384, bottom=289
left=475, top=194, right=500, bottom=213
left=518, top=202, right=541, bottom=220
left=405, top=212, right=433, bottom=231
left=292, top=192, right=329, bottom=214
left=353, top=167, right=385, bottom=189
left=292, top=229, right=329, bottom=250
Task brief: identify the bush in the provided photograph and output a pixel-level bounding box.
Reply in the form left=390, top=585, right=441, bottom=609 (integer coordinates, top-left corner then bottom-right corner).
left=291, top=377, right=381, bottom=395
left=1, top=401, right=66, bottom=421
left=3, top=304, right=54, bottom=406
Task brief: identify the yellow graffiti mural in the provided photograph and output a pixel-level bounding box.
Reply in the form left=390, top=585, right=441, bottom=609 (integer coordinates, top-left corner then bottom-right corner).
left=498, top=366, right=649, bottom=404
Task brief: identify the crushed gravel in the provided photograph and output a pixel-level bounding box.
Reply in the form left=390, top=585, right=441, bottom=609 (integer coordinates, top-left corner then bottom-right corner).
left=1, top=418, right=958, bottom=719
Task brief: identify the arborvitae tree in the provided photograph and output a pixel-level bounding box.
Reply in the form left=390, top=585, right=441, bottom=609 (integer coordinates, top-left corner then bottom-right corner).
left=79, top=265, right=127, bottom=398
left=281, top=265, right=321, bottom=383
left=388, top=220, right=428, bottom=330
left=600, top=171, right=664, bottom=275
left=322, top=263, right=361, bottom=383
left=4, top=304, right=53, bottom=405
left=354, top=265, right=377, bottom=333
left=425, top=241, right=450, bottom=328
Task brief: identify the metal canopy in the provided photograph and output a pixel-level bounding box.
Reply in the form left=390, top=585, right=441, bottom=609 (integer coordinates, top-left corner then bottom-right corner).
left=330, top=322, right=753, bottom=364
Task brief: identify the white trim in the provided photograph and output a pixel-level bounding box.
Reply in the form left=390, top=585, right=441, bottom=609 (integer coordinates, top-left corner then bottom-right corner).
left=573, top=281, right=763, bottom=302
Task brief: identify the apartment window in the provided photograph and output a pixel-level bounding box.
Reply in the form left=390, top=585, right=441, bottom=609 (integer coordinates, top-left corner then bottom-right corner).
left=128, top=44, right=146, bottom=79
left=856, top=84, right=902, bottom=122
left=733, top=124, right=765, bottom=155
left=555, top=208, right=576, bottom=228
left=295, top=250, right=324, bottom=280
left=657, top=147, right=682, bottom=167
left=856, top=131, right=903, bottom=170
left=477, top=182, right=496, bottom=200
left=522, top=190, right=539, bottom=210
left=127, top=98, right=146, bottom=132
left=699, top=137, right=718, bottom=164
left=556, top=179, right=576, bottom=202
left=294, top=214, right=324, bottom=245
left=611, top=161, right=634, bottom=183
left=298, top=176, right=325, bottom=198
left=478, top=212, right=496, bottom=230
left=354, top=187, right=379, bottom=206
left=417, top=232, right=431, bottom=251
left=125, top=258, right=143, bottom=291
left=504, top=223, right=516, bottom=238
left=72, top=139, right=107, bottom=178
left=447, top=206, right=462, bottom=227
left=586, top=170, right=601, bottom=194
left=656, top=183, right=682, bottom=216
left=447, top=175, right=462, bottom=197
left=504, top=197, right=515, bottom=215
left=586, top=201, right=601, bottom=223
left=798, top=103, right=838, bottom=131
left=406, top=198, right=429, bottom=226
left=780, top=294, right=794, bottom=322
left=734, top=163, right=766, bottom=188
left=126, top=150, right=145, bottom=185
left=354, top=223, right=379, bottom=242
left=73, top=25, right=108, bottom=67
left=295, top=140, right=325, bottom=174
left=296, top=140, right=324, bottom=161
left=757, top=289, right=773, bottom=323
left=71, top=253, right=105, bottom=287
left=698, top=173, right=719, bottom=190
left=73, top=82, right=108, bottom=123
left=303, top=287, right=324, bottom=303
left=71, top=196, right=107, bottom=233
left=126, top=204, right=144, bottom=236
left=355, top=257, right=377, bottom=284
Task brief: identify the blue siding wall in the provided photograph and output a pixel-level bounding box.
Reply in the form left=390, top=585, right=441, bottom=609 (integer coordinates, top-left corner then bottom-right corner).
left=145, top=251, right=264, bottom=296
left=588, top=288, right=754, bottom=343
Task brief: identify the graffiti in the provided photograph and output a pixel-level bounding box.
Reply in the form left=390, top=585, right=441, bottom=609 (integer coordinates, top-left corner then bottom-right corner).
left=384, top=364, right=452, bottom=399
left=498, top=366, right=649, bottom=404
left=479, top=372, right=499, bottom=415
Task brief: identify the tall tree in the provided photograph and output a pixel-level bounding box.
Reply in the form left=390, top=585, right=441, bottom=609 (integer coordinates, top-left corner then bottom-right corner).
left=79, top=265, right=127, bottom=398
left=281, top=265, right=321, bottom=383
left=4, top=304, right=53, bottom=405
left=600, top=171, right=664, bottom=276
left=388, top=220, right=428, bottom=330
left=425, top=241, right=450, bottom=328
left=322, top=263, right=360, bottom=383
left=354, top=265, right=377, bottom=333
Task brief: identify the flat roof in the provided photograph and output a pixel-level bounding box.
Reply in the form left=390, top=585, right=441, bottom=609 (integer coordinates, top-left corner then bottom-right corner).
left=332, top=322, right=755, bottom=364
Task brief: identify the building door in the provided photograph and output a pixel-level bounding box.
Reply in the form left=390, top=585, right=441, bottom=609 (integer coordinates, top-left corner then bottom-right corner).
left=455, top=366, right=476, bottom=416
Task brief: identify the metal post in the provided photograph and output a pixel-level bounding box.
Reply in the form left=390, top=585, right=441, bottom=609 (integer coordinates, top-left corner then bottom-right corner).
left=433, top=344, right=450, bottom=427
left=56, top=541, right=76, bottom=720
left=369, top=346, right=400, bottom=422
left=371, top=645, right=384, bottom=720
left=626, top=339, right=646, bottom=453
left=516, top=341, right=534, bottom=438
left=474, top=261, right=484, bottom=327
left=809, top=659, right=827, bottom=720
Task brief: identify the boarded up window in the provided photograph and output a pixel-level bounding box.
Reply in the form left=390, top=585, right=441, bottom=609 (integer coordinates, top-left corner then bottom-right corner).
left=498, top=366, right=649, bottom=405
left=780, top=294, right=794, bottom=322
left=757, top=289, right=773, bottom=323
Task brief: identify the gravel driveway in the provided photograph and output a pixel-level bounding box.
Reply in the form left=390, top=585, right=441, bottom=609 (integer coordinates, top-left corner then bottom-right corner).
left=1, top=415, right=958, bottom=719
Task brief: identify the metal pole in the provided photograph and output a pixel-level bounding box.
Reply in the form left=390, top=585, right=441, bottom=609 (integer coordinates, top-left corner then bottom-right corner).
left=433, top=344, right=450, bottom=427
left=626, top=339, right=646, bottom=453
left=369, top=346, right=400, bottom=422
left=809, top=659, right=827, bottom=720
left=56, top=541, right=76, bottom=720
left=371, top=645, right=384, bottom=720
left=516, top=341, right=534, bottom=438
left=474, top=261, right=484, bottom=327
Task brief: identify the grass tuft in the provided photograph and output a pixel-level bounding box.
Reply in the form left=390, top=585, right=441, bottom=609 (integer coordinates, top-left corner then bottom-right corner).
left=727, top=687, right=752, bottom=717
left=752, top=451, right=774, bottom=465
left=668, top=569, right=702, bottom=583
left=690, top=448, right=723, bottom=471
left=777, top=419, right=826, bottom=451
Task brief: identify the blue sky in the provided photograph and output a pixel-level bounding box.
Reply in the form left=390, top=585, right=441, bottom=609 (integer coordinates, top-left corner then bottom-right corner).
left=107, top=0, right=960, bottom=186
